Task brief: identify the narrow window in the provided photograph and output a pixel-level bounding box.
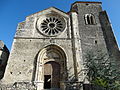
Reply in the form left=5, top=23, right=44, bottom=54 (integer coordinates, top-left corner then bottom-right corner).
left=90, top=15, right=95, bottom=24
left=85, top=14, right=89, bottom=24
left=87, top=15, right=90, bottom=24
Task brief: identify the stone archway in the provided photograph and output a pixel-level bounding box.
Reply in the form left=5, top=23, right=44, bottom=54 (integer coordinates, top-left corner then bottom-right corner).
left=35, top=45, right=67, bottom=90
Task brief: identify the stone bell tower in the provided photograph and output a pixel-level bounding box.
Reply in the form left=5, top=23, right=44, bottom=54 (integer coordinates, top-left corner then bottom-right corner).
left=2, top=1, right=120, bottom=90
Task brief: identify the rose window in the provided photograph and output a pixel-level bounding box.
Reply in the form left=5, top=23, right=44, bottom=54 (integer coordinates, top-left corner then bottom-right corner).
left=37, top=16, right=66, bottom=36
left=41, top=17, right=65, bottom=36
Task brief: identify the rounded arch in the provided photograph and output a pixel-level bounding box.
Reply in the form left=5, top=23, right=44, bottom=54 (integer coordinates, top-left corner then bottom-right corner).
left=34, top=44, right=67, bottom=89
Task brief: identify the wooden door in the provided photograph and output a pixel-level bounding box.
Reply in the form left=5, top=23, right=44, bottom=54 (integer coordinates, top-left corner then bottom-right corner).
left=44, top=61, right=60, bottom=89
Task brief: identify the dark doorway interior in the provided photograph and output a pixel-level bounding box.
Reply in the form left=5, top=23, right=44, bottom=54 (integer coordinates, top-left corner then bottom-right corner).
left=44, top=75, right=51, bottom=89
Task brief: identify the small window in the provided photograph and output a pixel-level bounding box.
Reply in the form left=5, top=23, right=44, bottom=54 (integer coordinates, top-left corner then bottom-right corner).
left=85, top=14, right=96, bottom=25
left=95, top=40, right=97, bottom=44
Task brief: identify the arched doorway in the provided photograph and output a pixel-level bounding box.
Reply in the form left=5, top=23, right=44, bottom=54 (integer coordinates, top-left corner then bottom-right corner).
left=35, top=45, right=67, bottom=90
left=44, top=61, right=60, bottom=89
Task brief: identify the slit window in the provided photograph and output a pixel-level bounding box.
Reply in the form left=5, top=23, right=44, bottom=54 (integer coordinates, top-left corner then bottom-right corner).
left=85, top=14, right=96, bottom=25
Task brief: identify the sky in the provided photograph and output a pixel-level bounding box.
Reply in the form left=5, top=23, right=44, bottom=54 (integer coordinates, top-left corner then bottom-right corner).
left=0, top=0, right=120, bottom=50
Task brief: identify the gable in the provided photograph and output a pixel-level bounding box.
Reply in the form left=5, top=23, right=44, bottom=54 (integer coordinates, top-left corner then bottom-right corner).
left=15, top=7, right=70, bottom=38
left=26, top=7, right=69, bottom=18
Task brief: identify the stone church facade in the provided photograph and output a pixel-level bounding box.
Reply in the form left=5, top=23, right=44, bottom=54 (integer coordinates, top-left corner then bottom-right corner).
left=1, top=1, right=120, bottom=90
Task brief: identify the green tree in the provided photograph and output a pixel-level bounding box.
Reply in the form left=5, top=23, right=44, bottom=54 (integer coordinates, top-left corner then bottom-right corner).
left=84, top=50, right=120, bottom=90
